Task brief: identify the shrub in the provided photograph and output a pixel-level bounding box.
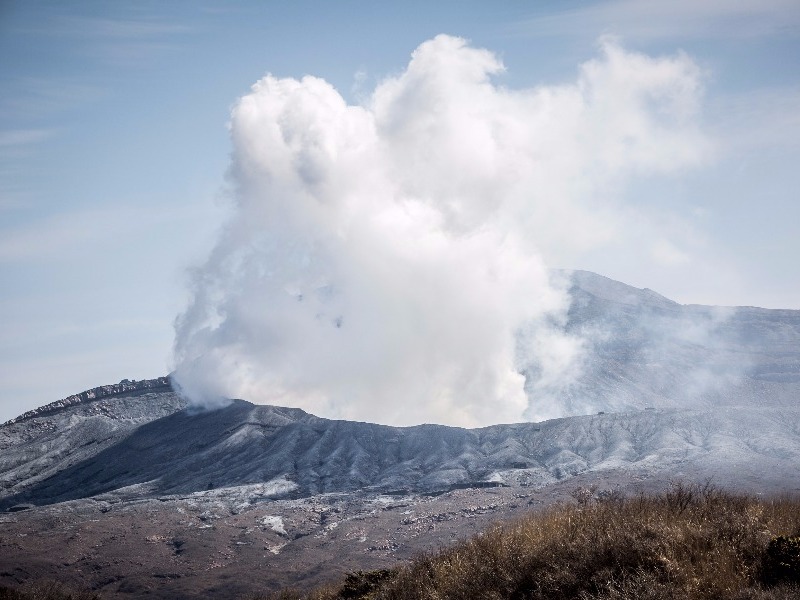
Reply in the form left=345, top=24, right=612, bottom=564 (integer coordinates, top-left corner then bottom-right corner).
left=339, top=570, right=397, bottom=599
left=762, top=536, right=800, bottom=585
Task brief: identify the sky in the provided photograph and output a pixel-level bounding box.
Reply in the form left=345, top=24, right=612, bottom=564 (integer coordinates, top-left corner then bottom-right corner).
left=1, top=0, right=799, bottom=424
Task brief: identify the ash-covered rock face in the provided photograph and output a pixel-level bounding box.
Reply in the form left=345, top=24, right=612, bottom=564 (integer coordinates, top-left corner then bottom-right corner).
left=0, top=379, right=187, bottom=503
left=538, top=270, right=800, bottom=417
left=2, top=393, right=800, bottom=511
left=3, top=376, right=173, bottom=426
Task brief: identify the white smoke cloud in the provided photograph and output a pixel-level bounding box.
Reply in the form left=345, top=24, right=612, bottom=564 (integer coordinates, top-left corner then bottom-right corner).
left=172, top=35, right=709, bottom=427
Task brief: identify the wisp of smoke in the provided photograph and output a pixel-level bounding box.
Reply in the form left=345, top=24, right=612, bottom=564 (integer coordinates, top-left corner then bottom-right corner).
left=172, top=35, right=708, bottom=427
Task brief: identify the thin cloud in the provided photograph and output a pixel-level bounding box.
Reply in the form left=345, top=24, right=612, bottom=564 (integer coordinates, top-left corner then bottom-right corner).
left=0, top=204, right=190, bottom=263
left=0, top=77, right=107, bottom=121
left=0, top=315, right=165, bottom=351
left=709, top=86, right=800, bottom=154
left=511, top=0, right=800, bottom=41
left=34, top=14, right=192, bottom=39
left=0, top=129, right=54, bottom=148
left=0, top=209, right=128, bottom=263
left=15, top=11, right=194, bottom=68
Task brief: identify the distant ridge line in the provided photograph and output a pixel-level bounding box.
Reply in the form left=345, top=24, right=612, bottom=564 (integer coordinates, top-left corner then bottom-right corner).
left=4, top=376, right=172, bottom=426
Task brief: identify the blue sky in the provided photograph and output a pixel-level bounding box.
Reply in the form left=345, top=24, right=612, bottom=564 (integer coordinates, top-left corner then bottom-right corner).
left=1, top=0, right=799, bottom=422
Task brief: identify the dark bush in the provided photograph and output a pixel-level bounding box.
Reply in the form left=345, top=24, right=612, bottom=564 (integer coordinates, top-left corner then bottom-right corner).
left=762, top=536, right=800, bottom=585
left=339, top=570, right=397, bottom=599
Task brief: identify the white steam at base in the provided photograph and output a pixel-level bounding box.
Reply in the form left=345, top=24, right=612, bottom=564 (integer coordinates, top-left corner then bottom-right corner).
left=172, top=35, right=708, bottom=427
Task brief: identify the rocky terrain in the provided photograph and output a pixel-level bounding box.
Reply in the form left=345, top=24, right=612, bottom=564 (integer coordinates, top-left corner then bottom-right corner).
left=0, top=475, right=647, bottom=598
left=1, top=271, right=798, bottom=598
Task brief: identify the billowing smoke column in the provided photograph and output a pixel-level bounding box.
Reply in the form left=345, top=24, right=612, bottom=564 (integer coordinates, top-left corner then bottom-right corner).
left=172, top=35, right=708, bottom=427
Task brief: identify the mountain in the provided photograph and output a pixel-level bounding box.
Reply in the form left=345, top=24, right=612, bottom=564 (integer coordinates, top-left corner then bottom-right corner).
left=0, top=271, right=798, bottom=598
left=2, top=270, right=799, bottom=507
left=552, top=270, right=800, bottom=415
left=2, top=395, right=799, bottom=512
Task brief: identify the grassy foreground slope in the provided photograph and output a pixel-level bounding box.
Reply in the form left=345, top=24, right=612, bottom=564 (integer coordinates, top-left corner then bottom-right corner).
left=265, top=484, right=800, bottom=600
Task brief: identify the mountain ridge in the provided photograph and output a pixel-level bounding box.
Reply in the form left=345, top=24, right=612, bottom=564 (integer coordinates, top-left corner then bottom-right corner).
left=3, top=376, right=173, bottom=426
left=2, top=268, right=799, bottom=506
left=2, top=395, right=799, bottom=511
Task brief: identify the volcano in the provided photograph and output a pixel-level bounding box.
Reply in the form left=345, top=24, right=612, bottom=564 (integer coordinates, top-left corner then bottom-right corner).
left=1, top=271, right=798, bottom=598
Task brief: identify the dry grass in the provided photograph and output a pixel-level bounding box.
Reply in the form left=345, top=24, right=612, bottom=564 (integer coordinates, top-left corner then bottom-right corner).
left=260, top=483, right=800, bottom=600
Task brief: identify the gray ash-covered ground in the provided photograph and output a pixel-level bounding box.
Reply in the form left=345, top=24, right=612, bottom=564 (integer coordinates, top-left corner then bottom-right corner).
left=0, top=474, right=704, bottom=599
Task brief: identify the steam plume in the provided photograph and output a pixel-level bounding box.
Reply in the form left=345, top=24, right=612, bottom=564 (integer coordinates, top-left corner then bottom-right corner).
left=172, top=35, right=708, bottom=426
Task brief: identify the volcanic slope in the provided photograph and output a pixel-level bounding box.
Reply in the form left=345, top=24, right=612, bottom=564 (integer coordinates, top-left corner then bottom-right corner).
left=1, top=395, right=799, bottom=511
left=555, top=270, right=800, bottom=415
left=2, top=270, right=800, bottom=509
